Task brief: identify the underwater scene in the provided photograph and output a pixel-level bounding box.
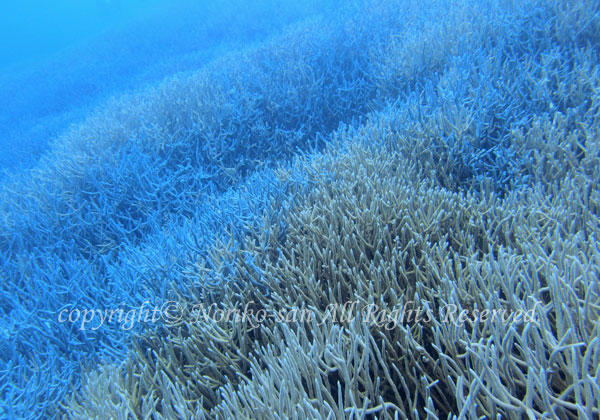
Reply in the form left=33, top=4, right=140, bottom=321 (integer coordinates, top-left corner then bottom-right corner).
left=0, top=0, right=599, bottom=418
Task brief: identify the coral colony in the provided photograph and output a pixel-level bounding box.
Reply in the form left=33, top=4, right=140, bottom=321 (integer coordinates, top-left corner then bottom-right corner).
left=0, top=0, right=599, bottom=418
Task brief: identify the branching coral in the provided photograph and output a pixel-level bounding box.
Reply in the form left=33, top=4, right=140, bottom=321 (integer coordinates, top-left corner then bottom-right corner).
left=2, top=0, right=599, bottom=418
left=67, top=34, right=600, bottom=417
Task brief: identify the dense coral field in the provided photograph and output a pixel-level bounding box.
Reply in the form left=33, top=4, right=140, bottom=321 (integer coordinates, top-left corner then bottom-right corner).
left=1, top=1, right=598, bottom=418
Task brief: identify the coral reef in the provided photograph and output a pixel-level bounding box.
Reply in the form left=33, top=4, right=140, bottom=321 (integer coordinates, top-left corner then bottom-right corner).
left=68, top=96, right=600, bottom=417
left=0, top=0, right=598, bottom=418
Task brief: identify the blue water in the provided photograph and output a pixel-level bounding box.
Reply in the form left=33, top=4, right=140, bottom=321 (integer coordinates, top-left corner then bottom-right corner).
left=0, top=0, right=336, bottom=174
left=1, top=0, right=599, bottom=418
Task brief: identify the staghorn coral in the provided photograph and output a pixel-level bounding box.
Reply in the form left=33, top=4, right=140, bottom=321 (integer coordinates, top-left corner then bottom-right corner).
left=0, top=1, right=432, bottom=415
left=1, top=0, right=599, bottom=418
left=67, top=55, right=600, bottom=417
